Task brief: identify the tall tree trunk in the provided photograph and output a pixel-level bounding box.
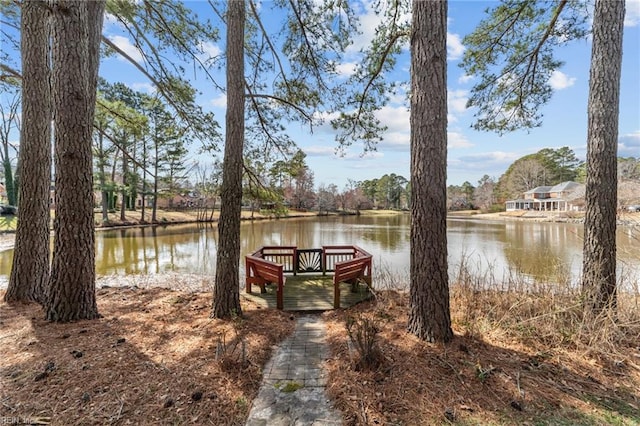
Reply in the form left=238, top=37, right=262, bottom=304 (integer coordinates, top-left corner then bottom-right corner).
left=407, top=0, right=453, bottom=343
left=212, top=0, right=245, bottom=318
left=2, top=153, right=16, bottom=206
left=46, top=0, right=105, bottom=321
left=141, top=140, right=147, bottom=222
left=152, top=142, right=159, bottom=222
left=120, top=154, right=128, bottom=220
left=97, top=131, right=110, bottom=223
left=5, top=0, right=51, bottom=304
left=582, top=0, right=625, bottom=318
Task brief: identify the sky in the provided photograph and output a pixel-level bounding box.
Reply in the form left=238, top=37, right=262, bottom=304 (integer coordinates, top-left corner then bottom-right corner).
left=58, top=1, right=640, bottom=189
left=299, top=0, right=640, bottom=188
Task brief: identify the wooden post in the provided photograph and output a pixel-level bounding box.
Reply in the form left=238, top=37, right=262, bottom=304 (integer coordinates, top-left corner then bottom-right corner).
left=322, top=248, right=327, bottom=276
left=245, top=257, right=252, bottom=294
left=334, top=281, right=340, bottom=309
left=277, top=266, right=284, bottom=310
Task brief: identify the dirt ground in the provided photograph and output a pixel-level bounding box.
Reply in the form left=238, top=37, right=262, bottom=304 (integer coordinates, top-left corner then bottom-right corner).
left=2, top=286, right=639, bottom=425
left=0, top=286, right=296, bottom=426
left=322, top=291, right=640, bottom=425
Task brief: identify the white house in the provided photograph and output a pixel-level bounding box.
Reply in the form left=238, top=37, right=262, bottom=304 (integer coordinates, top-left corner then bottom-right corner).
left=505, top=181, right=585, bottom=212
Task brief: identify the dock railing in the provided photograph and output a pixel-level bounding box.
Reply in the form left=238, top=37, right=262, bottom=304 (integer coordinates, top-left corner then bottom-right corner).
left=250, top=246, right=297, bottom=272
left=245, top=245, right=373, bottom=310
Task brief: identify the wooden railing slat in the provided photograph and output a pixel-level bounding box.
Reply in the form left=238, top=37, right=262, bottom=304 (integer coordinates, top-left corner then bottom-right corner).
left=246, top=245, right=372, bottom=310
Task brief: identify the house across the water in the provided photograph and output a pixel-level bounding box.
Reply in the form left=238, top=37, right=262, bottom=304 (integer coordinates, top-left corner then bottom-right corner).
left=505, top=181, right=585, bottom=212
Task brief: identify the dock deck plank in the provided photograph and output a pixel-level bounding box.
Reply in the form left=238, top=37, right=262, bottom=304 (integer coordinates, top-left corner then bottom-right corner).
left=241, top=274, right=372, bottom=311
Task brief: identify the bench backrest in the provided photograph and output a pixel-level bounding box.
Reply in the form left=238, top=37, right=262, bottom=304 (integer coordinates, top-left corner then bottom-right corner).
left=333, top=255, right=371, bottom=284
left=246, top=255, right=284, bottom=284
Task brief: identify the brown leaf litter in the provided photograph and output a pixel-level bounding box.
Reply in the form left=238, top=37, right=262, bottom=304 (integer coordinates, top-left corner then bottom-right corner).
left=0, top=287, right=295, bottom=425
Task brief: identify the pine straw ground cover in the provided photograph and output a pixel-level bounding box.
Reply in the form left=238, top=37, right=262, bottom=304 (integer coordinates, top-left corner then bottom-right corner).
left=323, top=285, right=640, bottom=425
left=0, top=285, right=295, bottom=425
left=2, top=278, right=639, bottom=426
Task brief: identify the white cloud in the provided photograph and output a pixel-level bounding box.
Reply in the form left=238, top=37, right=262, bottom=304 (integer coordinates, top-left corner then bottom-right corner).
left=304, top=145, right=338, bottom=156
left=313, top=110, right=341, bottom=122
left=548, top=70, right=576, bottom=90
left=448, top=89, right=469, bottom=124
left=447, top=32, right=465, bottom=60
left=108, top=35, right=144, bottom=63
left=448, top=131, right=473, bottom=149
left=129, top=82, right=155, bottom=93
left=375, top=105, right=409, bottom=133
left=199, top=41, right=222, bottom=61
left=211, top=93, right=227, bottom=108
left=448, top=89, right=468, bottom=114
left=458, top=74, right=474, bottom=84
left=347, top=1, right=411, bottom=54
left=335, top=62, right=358, bottom=77
left=379, top=131, right=409, bottom=150
left=618, top=131, right=640, bottom=155
left=343, top=150, right=384, bottom=160
left=304, top=144, right=384, bottom=160
left=625, top=0, right=640, bottom=27
left=452, top=151, right=520, bottom=171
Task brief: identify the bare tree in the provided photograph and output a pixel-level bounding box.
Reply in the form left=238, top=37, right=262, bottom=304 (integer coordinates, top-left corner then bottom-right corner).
left=0, top=87, right=20, bottom=207
left=507, top=158, right=550, bottom=196
left=473, top=175, right=496, bottom=212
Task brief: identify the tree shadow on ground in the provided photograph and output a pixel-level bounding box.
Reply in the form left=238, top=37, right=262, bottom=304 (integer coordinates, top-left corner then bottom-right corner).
left=0, top=286, right=296, bottom=425
left=322, top=292, right=640, bottom=426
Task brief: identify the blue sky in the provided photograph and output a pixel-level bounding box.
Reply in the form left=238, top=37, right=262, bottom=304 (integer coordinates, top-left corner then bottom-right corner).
left=95, top=0, right=640, bottom=188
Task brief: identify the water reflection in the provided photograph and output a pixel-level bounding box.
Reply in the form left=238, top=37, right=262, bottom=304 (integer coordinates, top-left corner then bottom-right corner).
left=498, top=221, right=583, bottom=283
left=0, top=215, right=638, bottom=288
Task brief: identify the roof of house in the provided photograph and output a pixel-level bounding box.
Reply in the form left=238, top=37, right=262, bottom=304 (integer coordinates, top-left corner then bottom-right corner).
left=524, top=186, right=552, bottom=194
left=549, top=181, right=581, bottom=192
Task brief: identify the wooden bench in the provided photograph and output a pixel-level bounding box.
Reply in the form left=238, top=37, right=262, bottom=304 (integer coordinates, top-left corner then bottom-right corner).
left=332, top=249, right=372, bottom=309
left=245, top=255, right=286, bottom=310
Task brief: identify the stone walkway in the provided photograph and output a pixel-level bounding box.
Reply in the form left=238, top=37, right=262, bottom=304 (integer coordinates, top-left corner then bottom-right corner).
left=245, top=315, right=343, bottom=426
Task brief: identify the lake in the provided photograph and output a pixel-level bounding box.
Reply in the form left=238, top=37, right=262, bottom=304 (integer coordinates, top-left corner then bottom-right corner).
left=0, top=214, right=638, bottom=288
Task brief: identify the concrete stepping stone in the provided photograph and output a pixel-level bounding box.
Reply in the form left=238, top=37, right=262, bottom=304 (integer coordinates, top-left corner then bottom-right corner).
left=245, top=315, right=342, bottom=426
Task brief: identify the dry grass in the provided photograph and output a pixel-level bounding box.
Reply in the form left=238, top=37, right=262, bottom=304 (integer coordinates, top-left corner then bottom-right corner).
left=0, top=286, right=296, bottom=425
left=323, top=270, right=640, bottom=425
left=92, top=208, right=319, bottom=228
left=2, top=262, right=640, bottom=425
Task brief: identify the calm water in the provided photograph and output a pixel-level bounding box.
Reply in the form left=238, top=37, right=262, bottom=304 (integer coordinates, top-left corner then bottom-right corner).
left=0, top=215, right=638, bottom=287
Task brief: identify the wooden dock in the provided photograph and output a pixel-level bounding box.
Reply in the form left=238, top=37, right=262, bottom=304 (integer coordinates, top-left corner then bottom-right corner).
left=241, top=274, right=372, bottom=311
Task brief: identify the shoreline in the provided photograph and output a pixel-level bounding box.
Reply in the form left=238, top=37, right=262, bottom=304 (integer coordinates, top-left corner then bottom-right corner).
left=1, top=209, right=638, bottom=254
left=450, top=210, right=640, bottom=226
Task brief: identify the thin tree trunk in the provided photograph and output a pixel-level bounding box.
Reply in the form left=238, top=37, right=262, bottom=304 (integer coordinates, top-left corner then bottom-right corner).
left=120, top=154, right=128, bottom=221
left=582, top=0, right=625, bottom=318
left=97, top=132, right=109, bottom=223
left=46, top=0, right=104, bottom=321
left=141, top=138, right=147, bottom=222
left=152, top=142, right=159, bottom=222
left=2, top=154, right=16, bottom=206
left=6, top=0, right=51, bottom=304
left=212, top=0, right=245, bottom=318
left=407, top=0, right=453, bottom=343
left=0, top=93, right=20, bottom=207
